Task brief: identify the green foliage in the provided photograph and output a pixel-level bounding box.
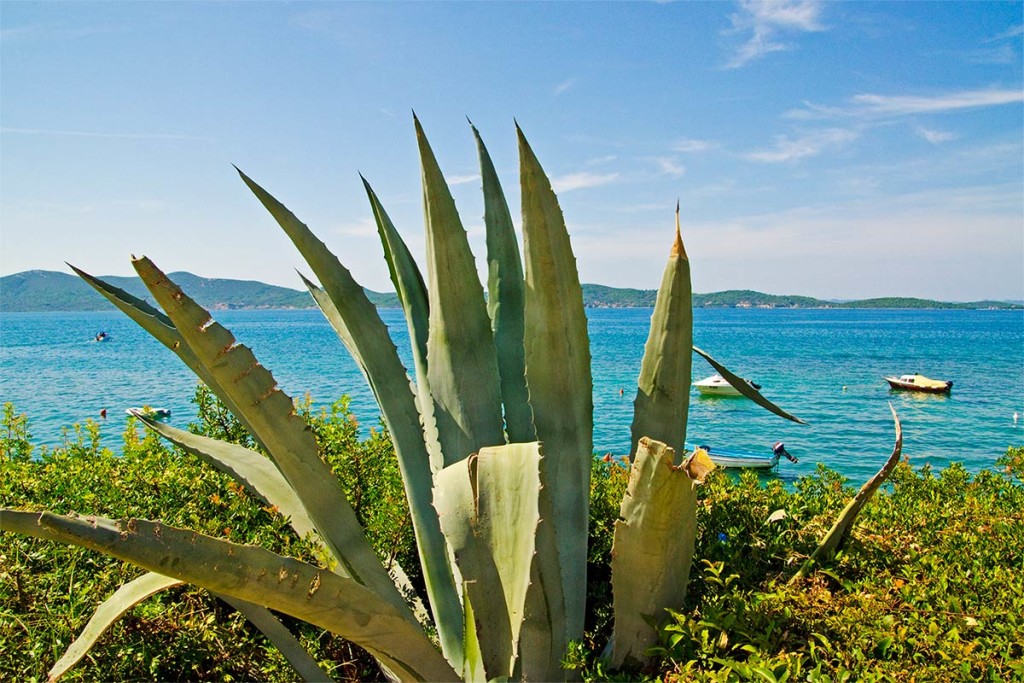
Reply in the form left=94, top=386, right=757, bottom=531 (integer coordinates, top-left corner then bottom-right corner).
left=997, top=445, right=1024, bottom=480
left=1, top=402, right=34, bottom=462
left=5, top=395, right=1022, bottom=681
left=0, top=391, right=411, bottom=682
left=585, top=456, right=630, bottom=642
left=567, top=457, right=1024, bottom=682
left=300, top=397, right=417, bottom=578
left=189, top=383, right=260, bottom=450
left=650, top=460, right=1024, bottom=682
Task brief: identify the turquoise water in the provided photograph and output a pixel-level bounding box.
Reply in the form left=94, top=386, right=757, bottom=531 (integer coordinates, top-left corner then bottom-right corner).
left=2, top=308, right=1021, bottom=485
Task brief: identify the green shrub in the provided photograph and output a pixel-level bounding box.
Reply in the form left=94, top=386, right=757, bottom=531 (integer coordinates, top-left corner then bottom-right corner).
left=4, top=395, right=1021, bottom=682
left=0, top=389, right=406, bottom=682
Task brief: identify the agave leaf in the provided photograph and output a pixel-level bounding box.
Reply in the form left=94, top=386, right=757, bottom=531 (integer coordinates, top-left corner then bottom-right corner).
left=518, top=123, right=592, bottom=642
left=433, top=443, right=545, bottom=681
left=1, top=511, right=457, bottom=683
left=48, top=572, right=183, bottom=682
left=217, top=594, right=337, bottom=682
left=472, top=123, right=535, bottom=444
left=48, top=570, right=332, bottom=683
left=693, top=346, right=806, bottom=425
left=606, top=438, right=713, bottom=668
left=131, top=415, right=319, bottom=543
left=512, top=451, right=566, bottom=682
left=236, top=168, right=456, bottom=612
left=415, top=115, right=505, bottom=466
left=792, top=405, right=902, bottom=582
left=361, top=178, right=444, bottom=474
left=68, top=263, right=177, bottom=347
left=130, top=258, right=412, bottom=619
left=300, top=276, right=465, bottom=665
left=361, top=176, right=430, bottom=375
left=629, top=204, right=693, bottom=461
left=68, top=265, right=265, bottom=445
left=235, top=170, right=462, bottom=664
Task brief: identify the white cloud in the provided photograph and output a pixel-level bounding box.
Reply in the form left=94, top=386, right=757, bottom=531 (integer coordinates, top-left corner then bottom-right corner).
left=446, top=173, right=480, bottom=186
left=963, top=45, right=1018, bottom=66
left=723, top=0, right=825, bottom=69
left=984, top=24, right=1024, bottom=42
left=851, top=89, right=1024, bottom=115
left=676, top=185, right=1024, bottom=299
left=785, top=88, right=1024, bottom=122
left=554, top=79, right=576, bottom=96
left=744, top=128, right=857, bottom=162
left=655, top=157, right=686, bottom=177
left=915, top=126, right=956, bottom=145
left=672, top=138, right=718, bottom=153
left=550, top=172, right=619, bottom=193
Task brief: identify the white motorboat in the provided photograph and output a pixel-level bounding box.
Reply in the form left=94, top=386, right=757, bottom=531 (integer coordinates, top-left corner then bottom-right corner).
left=884, top=373, right=952, bottom=394
left=126, top=407, right=171, bottom=420
left=686, top=441, right=797, bottom=470
left=693, top=374, right=761, bottom=397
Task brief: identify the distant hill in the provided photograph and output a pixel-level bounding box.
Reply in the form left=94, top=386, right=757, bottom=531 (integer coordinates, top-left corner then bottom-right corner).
left=1, top=270, right=1020, bottom=312
left=0, top=270, right=398, bottom=312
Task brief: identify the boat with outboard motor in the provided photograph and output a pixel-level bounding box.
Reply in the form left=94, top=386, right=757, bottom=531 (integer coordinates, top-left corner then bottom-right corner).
left=685, top=441, right=797, bottom=470
left=693, top=374, right=761, bottom=397
left=126, top=407, right=171, bottom=420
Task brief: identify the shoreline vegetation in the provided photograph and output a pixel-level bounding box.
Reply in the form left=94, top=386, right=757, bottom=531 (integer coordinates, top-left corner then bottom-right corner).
left=2, top=396, right=1023, bottom=681
left=3, top=269, right=1022, bottom=312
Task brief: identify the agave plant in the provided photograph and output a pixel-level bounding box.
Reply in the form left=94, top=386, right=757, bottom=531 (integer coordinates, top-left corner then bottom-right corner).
left=1, top=118, right=809, bottom=681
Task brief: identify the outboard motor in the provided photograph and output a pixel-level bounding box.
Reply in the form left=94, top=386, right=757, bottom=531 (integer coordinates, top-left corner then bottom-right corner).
left=773, top=441, right=798, bottom=463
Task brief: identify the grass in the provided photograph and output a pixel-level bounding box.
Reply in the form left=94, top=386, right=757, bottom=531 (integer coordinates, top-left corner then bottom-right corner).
left=2, top=395, right=1022, bottom=682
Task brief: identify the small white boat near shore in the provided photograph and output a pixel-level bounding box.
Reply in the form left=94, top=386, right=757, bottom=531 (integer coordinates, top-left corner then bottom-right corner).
left=693, top=374, right=761, bottom=397
left=126, top=407, right=171, bottom=420
left=686, top=441, right=797, bottom=470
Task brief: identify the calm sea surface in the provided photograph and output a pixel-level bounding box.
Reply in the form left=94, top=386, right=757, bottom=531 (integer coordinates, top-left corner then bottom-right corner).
left=2, top=308, right=1021, bottom=485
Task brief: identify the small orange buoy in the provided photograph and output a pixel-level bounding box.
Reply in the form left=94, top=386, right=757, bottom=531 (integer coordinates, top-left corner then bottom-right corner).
left=100, top=409, right=107, bottom=419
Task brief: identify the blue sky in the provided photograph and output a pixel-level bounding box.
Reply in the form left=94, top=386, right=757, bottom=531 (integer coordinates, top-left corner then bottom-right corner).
left=2, top=1, right=1022, bottom=301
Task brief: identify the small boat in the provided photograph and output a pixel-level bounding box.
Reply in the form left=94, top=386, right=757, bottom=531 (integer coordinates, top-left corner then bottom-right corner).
left=685, top=441, right=797, bottom=470
left=693, top=374, right=761, bottom=397
left=884, top=374, right=952, bottom=394
left=95, top=331, right=109, bottom=342
left=126, top=407, right=171, bottom=420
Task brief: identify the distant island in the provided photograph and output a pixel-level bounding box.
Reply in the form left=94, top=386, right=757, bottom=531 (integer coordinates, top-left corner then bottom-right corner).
left=1, top=270, right=1020, bottom=312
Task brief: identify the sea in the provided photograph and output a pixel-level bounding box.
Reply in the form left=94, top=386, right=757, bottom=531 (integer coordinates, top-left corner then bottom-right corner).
left=1, top=307, right=1022, bottom=486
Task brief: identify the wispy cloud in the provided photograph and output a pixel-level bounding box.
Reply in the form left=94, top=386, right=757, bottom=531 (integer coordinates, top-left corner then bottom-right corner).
left=744, top=128, right=857, bottom=163
left=654, top=157, right=686, bottom=177
left=0, top=127, right=210, bottom=141
left=962, top=45, right=1018, bottom=66
left=915, top=126, right=956, bottom=145
left=0, top=23, right=120, bottom=42
left=554, top=79, right=576, bottom=96
left=851, top=89, right=1024, bottom=115
left=550, top=172, right=619, bottom=193
left=984, top=24, right=1023, bottom=43
left=446, top=173, right=480, bottom=186
left=672, top=137, right=718, bottom=153
left=723, top=0, right=826, bottom=69
left=786, top=88, right=1024, bottom=120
